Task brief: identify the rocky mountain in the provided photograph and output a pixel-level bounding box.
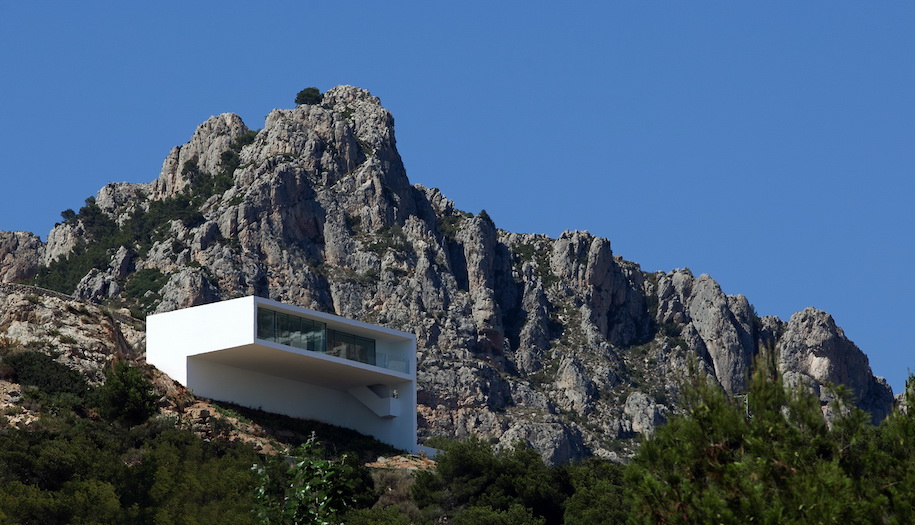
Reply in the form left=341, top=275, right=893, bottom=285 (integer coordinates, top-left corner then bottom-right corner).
left=0, top=86, right=894, bottom=464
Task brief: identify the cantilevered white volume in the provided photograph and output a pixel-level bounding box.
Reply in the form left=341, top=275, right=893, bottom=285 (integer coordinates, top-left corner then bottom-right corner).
left=146, top=296, right=417, bottom=452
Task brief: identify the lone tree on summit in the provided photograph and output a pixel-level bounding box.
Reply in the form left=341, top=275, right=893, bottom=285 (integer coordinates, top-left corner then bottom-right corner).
left=295, top=87, right=322, bottom=105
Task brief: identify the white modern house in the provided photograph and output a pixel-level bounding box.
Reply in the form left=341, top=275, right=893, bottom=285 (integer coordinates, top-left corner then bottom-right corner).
left=146, top=296, right=418, bottom=452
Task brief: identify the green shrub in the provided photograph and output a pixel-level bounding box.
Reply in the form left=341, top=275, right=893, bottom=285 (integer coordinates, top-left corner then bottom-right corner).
left=413, top=437, right=566, bottom=524
left=623, top=353, right=907, bottom=524
left=561, top=459, right=627, bottom=525
left=437, top=215, right=462, bottom=241
left=295, top=87, right=322, bottom=105
left=451, top=504, right=545, bottom=525
left=254, top=434, right=372, bottom=524
left=342, top=505, right=412, bottom=525
left=124, top=268, right=169, bottom=314
left=0, top=415, right=270, bottom=524
left=2, top=352, right=88, bottom=397
left=124, top=269, right=168, bottom=301
left=94, top=361, right=157, bottom=425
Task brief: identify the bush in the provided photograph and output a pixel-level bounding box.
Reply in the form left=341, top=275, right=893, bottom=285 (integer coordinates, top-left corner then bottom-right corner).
left=451, top=504, right=545, bottom=525
left=94, top=361, right=157, bottom=425
left=254, top=434, right=373, bottom=524
left=295, top=87, right=322, bottom=105
left=2, top=352, right=88, bottom=397
left=0, top=414, right=270, bottom=524
left=342, top=505, right=412, bottom=525
left=412, top=437, right=566, bottom=524
left=561, top=459, right=627, bottom=525
left=124, top=268, right=168, bottom=301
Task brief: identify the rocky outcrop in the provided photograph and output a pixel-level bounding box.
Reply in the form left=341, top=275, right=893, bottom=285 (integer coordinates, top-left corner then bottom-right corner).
left=42, top=220, right=85, bottom=266
left=624, top=392, right=668, bottom=435
left=655, top=269, right=756, bottom=394
left=0, top=231, right=43, bottom=283
left=156, top=267, right=220, bottom=313
left=778, top=307, right=894, bottom=423
left=151, top=114, right=250, bottom=200
left=0, top=284, right=145, bottom=382
left=96, top=182, right=148, bottom=225
left=550, top=231, right=646, bottom=347
left=11, top=85, right=896, bottom=463
left=74, top=246, right=134, bottom=301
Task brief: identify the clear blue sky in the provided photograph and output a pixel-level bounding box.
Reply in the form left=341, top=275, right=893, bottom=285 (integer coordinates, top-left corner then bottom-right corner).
left=2, top=3, right=912, bottom=393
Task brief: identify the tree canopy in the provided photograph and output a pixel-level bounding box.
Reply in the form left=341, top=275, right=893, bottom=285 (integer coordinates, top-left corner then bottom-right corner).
left=295, top=87, right=322, bottom=105
left=625, top=354, right=915, bottom=523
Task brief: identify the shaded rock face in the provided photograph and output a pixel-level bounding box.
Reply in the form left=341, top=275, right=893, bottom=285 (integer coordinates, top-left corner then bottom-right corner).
left=0, top=232, right=43, bottom=283
left=2, top=85, right=896, bottom=463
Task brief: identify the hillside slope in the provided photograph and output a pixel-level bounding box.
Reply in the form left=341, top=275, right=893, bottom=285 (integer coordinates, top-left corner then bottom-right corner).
left=0, top=86, right=894, bottom=463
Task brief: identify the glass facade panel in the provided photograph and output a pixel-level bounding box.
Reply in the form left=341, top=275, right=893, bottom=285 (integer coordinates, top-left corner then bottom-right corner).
left=257, top=307, right=275, bottom=340
left=276, top=311, right=295, bottom=346
left=354, top=336, right=375, bottom=365
left=256, top=307, right=385, bottom=369
left=327, top=330, right=353, bottom=359
left=304, top=320, right=325, bottom=352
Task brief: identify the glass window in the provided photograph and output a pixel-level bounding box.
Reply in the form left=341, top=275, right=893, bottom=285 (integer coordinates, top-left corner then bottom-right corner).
left=257, top=308, right=275, bottom=340
left=303, top=318, right=326, bottom=352
left=354, top=336, right=376, bottom=366
left=328, top=330, right=354, bottom=359
left=276, top=312, right=295, bottom=346
left=257, top=308, right=381, bottom=369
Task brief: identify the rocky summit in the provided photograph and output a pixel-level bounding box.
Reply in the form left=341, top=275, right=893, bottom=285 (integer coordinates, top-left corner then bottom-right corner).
left=0, top=86, right=894, bottom=463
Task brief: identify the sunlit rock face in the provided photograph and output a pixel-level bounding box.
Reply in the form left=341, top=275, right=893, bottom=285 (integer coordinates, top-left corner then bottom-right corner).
left=778, top=307, right=894, bottom=424
left=0, top=232, right=43, bottom=283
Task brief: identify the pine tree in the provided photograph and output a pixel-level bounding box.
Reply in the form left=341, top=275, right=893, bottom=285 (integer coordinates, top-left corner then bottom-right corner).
left=624, top=352, right=905, bottom=523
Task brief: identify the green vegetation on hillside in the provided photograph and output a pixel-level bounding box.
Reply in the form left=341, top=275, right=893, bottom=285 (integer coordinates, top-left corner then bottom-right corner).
left=625, top=354, right=915, bottom=523
left=407, top=437, right=625, bottom=525
left=254, top=434, right=373, bottom=525
left=2, top=344, right=914, bottom=523
left=345, top=356, right=915, bottom=524
left=0, top=348, right=380, bottom=524
left=0, top=351, right=264, bottom=523
left=2, top=351, right=88, bottom=398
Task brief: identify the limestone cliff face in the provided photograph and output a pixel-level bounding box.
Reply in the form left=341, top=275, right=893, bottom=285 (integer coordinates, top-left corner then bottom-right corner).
left=0, top=85, right=895, bottom=463
left=0, top=232, right=43, bottom=283
left=152, top=114, right=249, bottom=200
left=654, top=269, right=756, bottom=394
left=777, top=308, right=894, bottom=423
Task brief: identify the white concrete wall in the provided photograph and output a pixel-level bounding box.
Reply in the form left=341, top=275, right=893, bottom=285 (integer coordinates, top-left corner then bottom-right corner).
left=187, top=357, right=417, bottom=451
left=146, top=296, right=255, bottom=384
left=147, top=295, right=418, bottom=452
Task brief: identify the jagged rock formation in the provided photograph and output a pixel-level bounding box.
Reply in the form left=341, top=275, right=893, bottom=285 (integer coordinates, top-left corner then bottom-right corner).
left=0, top=232, right=43, bottom=283
left=776, top=307, right=895, bottom=424
left=0, top=86, right=895, bottom=463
